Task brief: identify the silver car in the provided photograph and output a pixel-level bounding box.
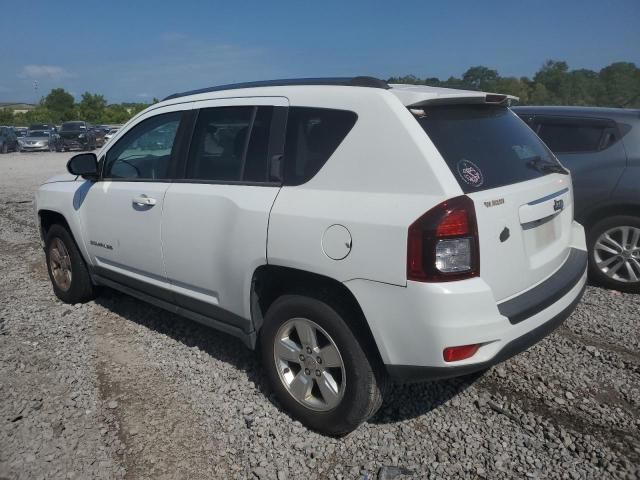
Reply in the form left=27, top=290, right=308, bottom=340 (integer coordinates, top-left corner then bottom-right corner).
left=18, top=130, right=57, bottom=152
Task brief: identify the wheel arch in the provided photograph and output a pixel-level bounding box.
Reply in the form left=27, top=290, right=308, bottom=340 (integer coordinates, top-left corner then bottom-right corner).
left=38, top=209, right=71, bottom=242
left=580, top=203, right=640, bottom=232
left=251, top=265, right=384, bottom=365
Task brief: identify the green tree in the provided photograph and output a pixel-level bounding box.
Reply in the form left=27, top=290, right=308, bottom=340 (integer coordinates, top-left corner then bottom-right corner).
left=43, top=88, right=75, bottom=122
left=102, top=104, right=132, bottom=124
left=598, top=62, right=640, bottom=107
left=25, top=107, right=55, bottom=124
left=79, top=92, right=107, bottom=123
left=493, top=77, right=530, bottom=104
left=567, top=69, right=602, bottom=106
left=462, top=66, right=499, bottom=91
left=533, top=60, right=571, bottom=104
left=0, top=108, right=14, bottom=125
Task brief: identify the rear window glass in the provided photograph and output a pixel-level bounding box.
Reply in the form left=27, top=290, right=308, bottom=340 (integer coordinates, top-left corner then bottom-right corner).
left=536, top=123, right=604, bottom=153
left=283, top=107, right=357, bottom=185
left=415, top=105, right=565, bottom=193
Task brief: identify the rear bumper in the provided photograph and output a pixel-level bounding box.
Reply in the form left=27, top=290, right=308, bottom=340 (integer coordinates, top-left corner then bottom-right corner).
left=386, top=282, right=585, bottom=382
left=345, top=221, right=588, bottom=381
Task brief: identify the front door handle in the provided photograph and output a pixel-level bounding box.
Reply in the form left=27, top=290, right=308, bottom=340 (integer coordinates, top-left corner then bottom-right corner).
left=132, top=194, right=157, bottom=206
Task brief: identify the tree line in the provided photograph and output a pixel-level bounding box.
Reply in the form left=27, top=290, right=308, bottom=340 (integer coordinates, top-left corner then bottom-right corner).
left=0, top=89, right=156, bottom=127
left=390, top=60, right=640, bottom=108
left=2, top=60, right=638, bottom=127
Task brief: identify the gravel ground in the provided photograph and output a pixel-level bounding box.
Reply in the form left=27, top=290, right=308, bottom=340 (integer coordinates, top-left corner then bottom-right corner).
left=0, top=151, right=638, bottom=479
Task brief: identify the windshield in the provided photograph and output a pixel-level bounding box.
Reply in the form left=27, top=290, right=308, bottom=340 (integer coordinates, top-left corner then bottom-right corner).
left=61, top=122, right=85, bottom=131
left=414, top=104, right=566, bottom=193
left=27, top=130, right=48, bottom=137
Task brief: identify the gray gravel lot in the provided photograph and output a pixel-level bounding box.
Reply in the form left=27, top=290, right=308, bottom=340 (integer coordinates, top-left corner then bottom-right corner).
left=0, top=151, right=639, bottom=479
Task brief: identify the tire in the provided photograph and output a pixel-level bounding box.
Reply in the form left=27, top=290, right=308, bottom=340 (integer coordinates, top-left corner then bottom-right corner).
left=587, top=215, right=640, bottom=293
left=260, top=294, right=385, bottom=435
left=1, top=143, right=7, bottom=154
left=45, top=224, right=95, bottom=303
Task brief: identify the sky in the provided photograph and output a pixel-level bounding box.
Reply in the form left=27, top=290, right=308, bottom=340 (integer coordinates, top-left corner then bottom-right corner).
left=1, top=0, right=639, bottom=104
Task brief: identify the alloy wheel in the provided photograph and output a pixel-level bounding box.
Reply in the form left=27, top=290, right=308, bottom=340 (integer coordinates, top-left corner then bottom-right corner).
left=593, top=226, right=640, bottom=283
left=273, top=318, right=346, bottom=411
left=49, top=238, right=73, bottom=291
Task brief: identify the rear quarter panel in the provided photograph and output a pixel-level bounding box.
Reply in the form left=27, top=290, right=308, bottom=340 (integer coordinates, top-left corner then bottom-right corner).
left=267, top=90, right=462, bottom=286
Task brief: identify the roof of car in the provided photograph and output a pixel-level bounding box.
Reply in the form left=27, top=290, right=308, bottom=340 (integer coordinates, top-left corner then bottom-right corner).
left=161, top=76, right=517, bottom=107
left=163, top=76, right=391, bottom=100
left=512, top=105, right=640, bottom=121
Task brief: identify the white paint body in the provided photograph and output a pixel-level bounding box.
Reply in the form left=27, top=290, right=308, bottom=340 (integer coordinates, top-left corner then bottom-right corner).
left=35, top=82, right=587, bottom=370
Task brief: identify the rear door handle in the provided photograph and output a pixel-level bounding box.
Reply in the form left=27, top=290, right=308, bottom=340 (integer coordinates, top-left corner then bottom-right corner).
left=132, top=194, right=157, bottom=206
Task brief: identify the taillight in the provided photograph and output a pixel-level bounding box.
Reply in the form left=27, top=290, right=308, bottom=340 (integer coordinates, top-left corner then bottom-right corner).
left=407, top=195, right=479, bottom=282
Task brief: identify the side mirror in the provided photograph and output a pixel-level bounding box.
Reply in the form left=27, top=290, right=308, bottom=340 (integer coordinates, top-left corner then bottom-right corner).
left=67, top=153, right=98, bottom=179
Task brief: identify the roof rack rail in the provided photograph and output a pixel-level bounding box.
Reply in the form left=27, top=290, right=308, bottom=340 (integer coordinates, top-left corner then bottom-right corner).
left=162, top=76, right=390, bottom=101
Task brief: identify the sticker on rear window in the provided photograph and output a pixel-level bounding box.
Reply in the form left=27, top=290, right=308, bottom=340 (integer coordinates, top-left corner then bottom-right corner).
left=457, top=159, right=484, bottom=187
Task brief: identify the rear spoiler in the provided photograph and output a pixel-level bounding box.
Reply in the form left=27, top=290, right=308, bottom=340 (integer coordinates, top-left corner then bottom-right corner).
left=407, top=93, right=520, bottom=108
left=407, top=93, right=519, bottom=108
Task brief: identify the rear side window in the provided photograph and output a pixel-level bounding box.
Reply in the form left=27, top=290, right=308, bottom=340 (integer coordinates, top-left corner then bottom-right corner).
left=283, top=107, right=357, bottom=185
left=536, top=123, right=604, bottom=153
left=415, top=105, right=565, bottom=193
left=186, top=106, right=273, bottom=183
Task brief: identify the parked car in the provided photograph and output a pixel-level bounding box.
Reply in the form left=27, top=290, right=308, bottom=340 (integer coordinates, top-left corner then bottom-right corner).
left=35, top=77, right=587, bottom=435
left=104, top=128, right=119, bottom=142
left=0, top=126, right=19, bottom=153
left=513, top=106, right=640, bottom=292
left=58, top=121, right=97, bottom=151
left=17, top=129, right=62, bottom=152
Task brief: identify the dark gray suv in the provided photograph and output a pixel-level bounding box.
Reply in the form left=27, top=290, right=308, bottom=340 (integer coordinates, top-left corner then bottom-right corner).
left=513, top=106, right=640, bottom=292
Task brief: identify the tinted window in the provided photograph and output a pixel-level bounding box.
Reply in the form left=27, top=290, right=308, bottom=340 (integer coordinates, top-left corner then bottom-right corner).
left=186, top=106, right=273, bottom=182
left=104, top=112, right=181, bottom=180
left=536, top=123, right=604, bottom=153
left=283, top=107, right=357, bottom=185
left=415, top=105, right=565, bottom=193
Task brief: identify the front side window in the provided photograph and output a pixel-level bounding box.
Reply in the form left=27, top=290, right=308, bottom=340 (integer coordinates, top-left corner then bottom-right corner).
left=104, top=112, right=181, bottom=180
left=283, top=107, right=357, bottom=185
left=186, top=106, right=273, bottom=182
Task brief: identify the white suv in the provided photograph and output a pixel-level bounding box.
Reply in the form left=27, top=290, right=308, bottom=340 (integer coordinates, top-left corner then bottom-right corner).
left=35, top=77, right=588, bottom=435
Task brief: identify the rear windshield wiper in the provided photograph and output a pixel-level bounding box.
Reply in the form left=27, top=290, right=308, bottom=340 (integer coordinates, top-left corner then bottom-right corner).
left=526, top=156, right=568, bottom=175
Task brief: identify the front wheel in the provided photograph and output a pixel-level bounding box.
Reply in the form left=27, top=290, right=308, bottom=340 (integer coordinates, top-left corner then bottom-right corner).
left=1, top=143, right=7, bottom=154
left=588, top=215, right=640, bottom=293
left=45, top=224, right=95, bottom=303
left=260, top=295, right=385, bottom=435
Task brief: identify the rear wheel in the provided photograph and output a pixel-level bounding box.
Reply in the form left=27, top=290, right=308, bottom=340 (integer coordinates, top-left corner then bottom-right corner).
left=260, top=295, right=385, bottom=435
left=588, top=215, right=640, bottom=293
left=45, top=224, right=95, bottom=303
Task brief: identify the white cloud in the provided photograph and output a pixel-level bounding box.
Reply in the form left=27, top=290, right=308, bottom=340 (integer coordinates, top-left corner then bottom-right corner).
left=136, top=92, right=151, bottom=98
left=19, top=65, right=73, bottom=80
